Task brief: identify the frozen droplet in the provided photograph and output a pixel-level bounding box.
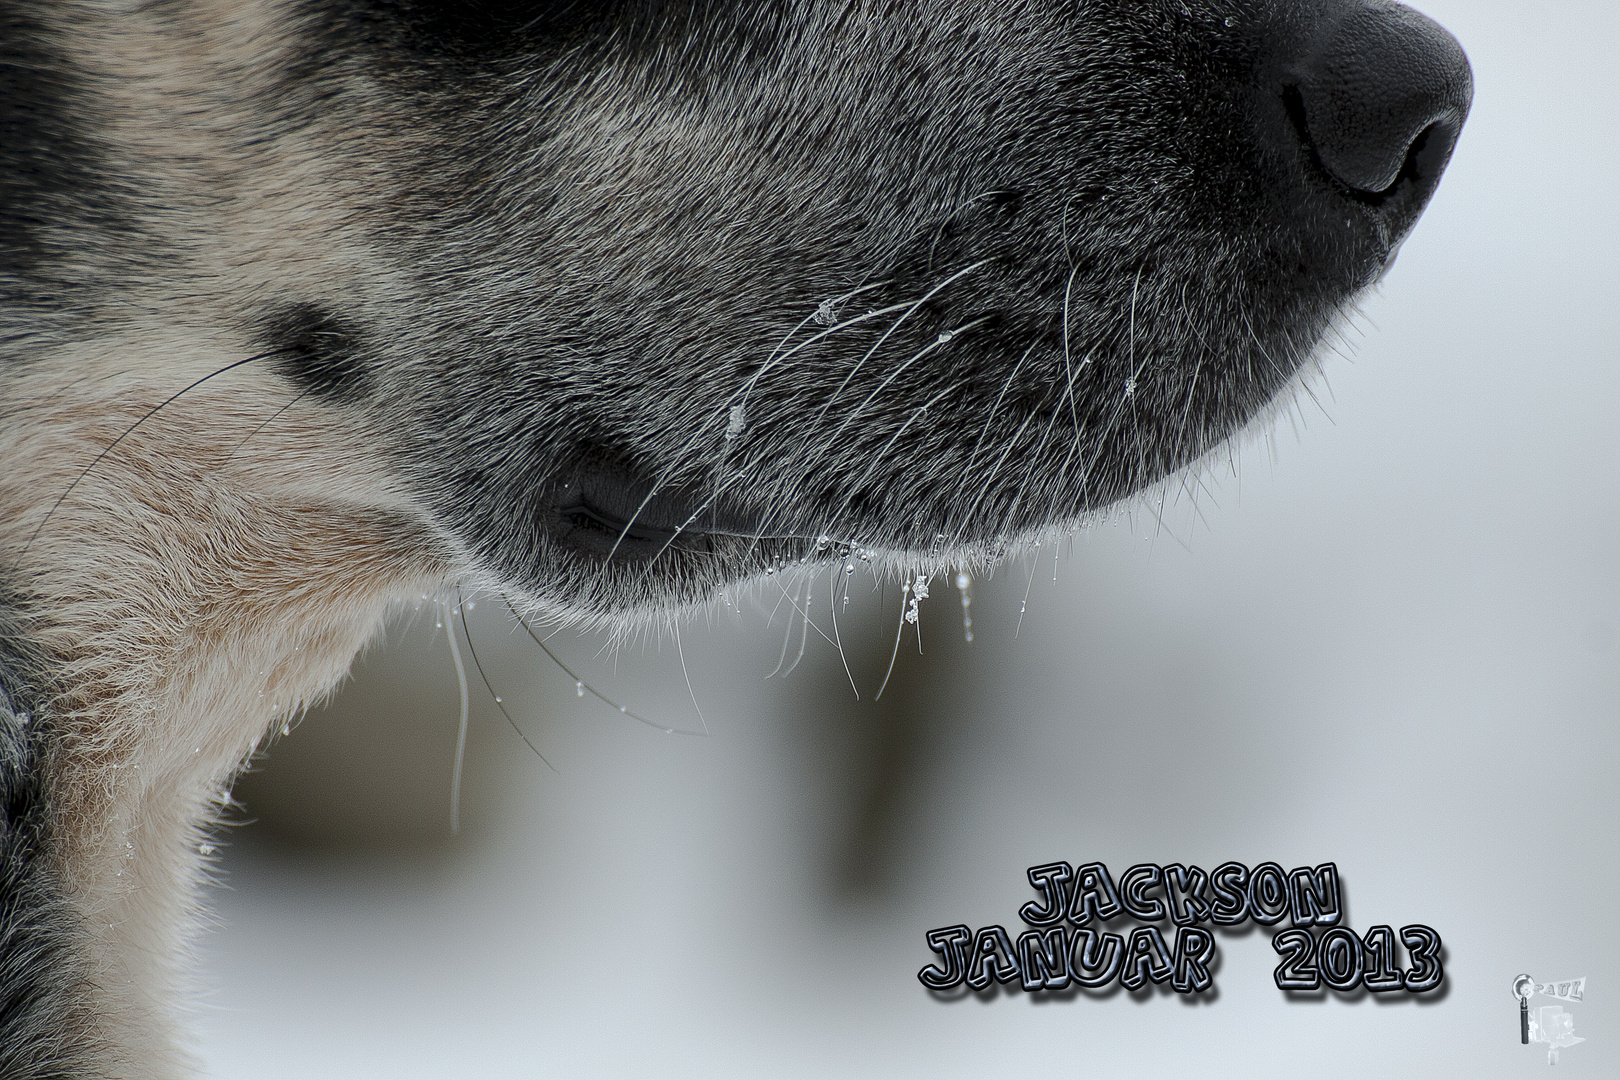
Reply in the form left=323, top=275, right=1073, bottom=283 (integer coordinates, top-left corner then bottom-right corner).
left=198, top=843, right=215, bottom=856
left=576, top=682, right=584, bottom=696
left=619, top=705, right=627, bottom=713
left=955, top=572, right=970, bottom=590
left=494, top=696, right=502, bottom=703
left=937, top=331, right=953, bottom=344
left=765, top=566, right=775, bottom=575
left=844, top=562, right=855, bottom=574
left=280, top=723, right=290, bottom=737
left=664, top=728, right=674, bottom=735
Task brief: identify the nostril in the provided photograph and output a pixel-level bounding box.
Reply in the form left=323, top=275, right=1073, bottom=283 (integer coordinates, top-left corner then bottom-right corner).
left=1289, top=0, right=1472, bottom=196
left=1400, top=115, right=1462, bottom=192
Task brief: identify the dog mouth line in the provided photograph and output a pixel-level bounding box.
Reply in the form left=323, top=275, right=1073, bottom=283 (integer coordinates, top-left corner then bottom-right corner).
left=556, top=495, right=797, bottom=550
left=547, top=462, right=818, bottom=563
left=550, top=482, right=986, bottom=580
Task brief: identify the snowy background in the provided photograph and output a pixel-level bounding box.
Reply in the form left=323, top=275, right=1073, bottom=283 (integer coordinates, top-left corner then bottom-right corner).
left=199, top=2, right=1617, bottom=1076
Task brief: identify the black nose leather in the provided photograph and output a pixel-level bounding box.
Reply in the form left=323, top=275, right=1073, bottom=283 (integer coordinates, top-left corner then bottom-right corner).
left=1289, top=0, right=1472, bottom=196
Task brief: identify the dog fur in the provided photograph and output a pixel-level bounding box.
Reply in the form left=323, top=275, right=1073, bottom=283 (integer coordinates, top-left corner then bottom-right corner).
left=0, top=1, right=1466, bottom=1075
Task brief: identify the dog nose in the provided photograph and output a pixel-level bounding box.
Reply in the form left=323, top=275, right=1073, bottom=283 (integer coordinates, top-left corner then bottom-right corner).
left=1289, top=0, right=1472, bottom=196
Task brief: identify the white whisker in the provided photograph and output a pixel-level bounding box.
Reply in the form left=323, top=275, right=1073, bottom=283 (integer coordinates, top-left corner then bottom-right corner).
left=809, top=259, right=992, bottom=429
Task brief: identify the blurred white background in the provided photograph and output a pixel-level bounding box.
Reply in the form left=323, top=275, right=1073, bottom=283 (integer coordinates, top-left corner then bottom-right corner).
left=199, top=1, right=1617, bottom=1076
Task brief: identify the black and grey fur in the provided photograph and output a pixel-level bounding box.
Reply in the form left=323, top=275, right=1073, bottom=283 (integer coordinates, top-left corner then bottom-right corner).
left=1, top=652, right=102, bottom=1079
left=0, top=1, right=1469, bottom=1074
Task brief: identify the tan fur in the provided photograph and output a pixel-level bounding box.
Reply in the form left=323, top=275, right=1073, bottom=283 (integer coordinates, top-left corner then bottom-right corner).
left=2, top=351, right=459, bottom=1073
left=0, top=8, right=467, bottom=1071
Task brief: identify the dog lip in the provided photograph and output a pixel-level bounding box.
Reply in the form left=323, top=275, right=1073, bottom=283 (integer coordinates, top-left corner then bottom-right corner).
left=546, top=459, right=806, bottom=560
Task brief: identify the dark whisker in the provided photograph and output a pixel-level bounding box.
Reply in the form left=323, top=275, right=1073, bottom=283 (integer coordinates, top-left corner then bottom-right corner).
left=13, top=351, right=274, bottom=570
left=214, top=385, right=318, bottom=470
left=456, top=586, right=557, bottom=772
left=503, top=595, right=705, bottom=736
